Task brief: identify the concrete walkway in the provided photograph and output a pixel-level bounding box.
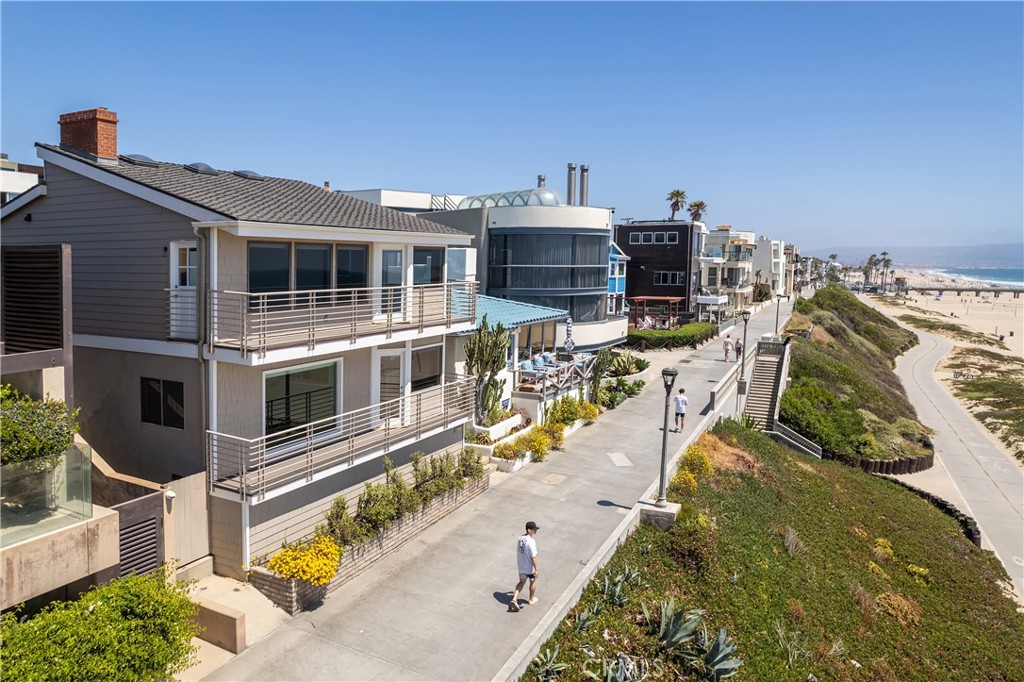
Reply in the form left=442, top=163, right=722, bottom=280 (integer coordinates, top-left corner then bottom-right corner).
left=204, top=300, right=792, bottom=682
left=889, top=325, right=1024, bottom=603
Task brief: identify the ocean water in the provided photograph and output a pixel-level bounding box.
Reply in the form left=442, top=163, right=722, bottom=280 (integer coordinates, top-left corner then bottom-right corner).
left=934, top=267, right=1024, bottom=288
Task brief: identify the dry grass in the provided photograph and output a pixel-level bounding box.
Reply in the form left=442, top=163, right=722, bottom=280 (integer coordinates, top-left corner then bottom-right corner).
left=784, top=526, right=808, bottom=557
left=786, top=598, right=806, bottom=624
left=876, top=592, right=922, bottom=627
left=696, top=432, right=761, bottom=476
left=851, top=581, right=876, bottom=622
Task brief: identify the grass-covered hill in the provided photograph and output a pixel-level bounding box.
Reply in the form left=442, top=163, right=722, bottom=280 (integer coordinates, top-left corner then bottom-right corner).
left=525, top=421, right=1024, bottom=682
left=780, top=286, right=930, bottom=463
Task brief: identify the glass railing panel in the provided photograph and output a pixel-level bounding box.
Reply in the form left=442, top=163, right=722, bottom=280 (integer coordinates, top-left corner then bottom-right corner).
left=1, top=443, right=93, bottom=548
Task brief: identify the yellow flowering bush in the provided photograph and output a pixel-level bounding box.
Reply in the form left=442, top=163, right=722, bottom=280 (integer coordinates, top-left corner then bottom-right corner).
left=267, top=534, right=341, bottom=587
left=868, top=560, right=890, bottom=580
left=874, top=537, right=896, bottom=562
left=579, top=401, right=600, bottom=423
left=906, top=564, right=930, bottom=587
left=670, top=468, right=698, bottom=496
left=681, top=444, right=713, bottom=480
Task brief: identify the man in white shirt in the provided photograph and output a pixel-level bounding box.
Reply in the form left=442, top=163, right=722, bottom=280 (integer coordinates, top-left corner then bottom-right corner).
left=673, top=388, right=688, bottom=432
left=509, top=521, right=539, bottom=612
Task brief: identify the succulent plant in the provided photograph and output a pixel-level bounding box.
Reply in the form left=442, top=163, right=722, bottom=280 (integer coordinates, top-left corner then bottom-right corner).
left=533, top=645, right=569, bottom=681
left=642, top=599, right=705, bottom=652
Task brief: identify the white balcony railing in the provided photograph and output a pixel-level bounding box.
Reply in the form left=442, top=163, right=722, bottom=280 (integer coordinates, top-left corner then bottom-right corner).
left=207, top=375, right=474, bottom=501
left=207, top=281, right=477, bottom=357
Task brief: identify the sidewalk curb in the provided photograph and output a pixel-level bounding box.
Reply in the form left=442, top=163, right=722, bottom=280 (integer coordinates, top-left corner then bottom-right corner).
left=491, top=409, right=720, bottom=682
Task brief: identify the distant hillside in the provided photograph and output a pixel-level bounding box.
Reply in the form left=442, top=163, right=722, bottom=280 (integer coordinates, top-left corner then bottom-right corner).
left=805, top=243, right=1024, bottom=268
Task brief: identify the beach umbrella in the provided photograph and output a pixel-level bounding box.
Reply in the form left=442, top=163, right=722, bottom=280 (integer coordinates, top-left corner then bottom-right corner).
left=564, top=316, right=575, bottom=352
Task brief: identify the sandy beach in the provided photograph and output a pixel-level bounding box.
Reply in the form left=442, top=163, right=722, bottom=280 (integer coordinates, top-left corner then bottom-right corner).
left=865, top=268, right=1024, bottom=464
left=874, top=267, right=1024, bottom=357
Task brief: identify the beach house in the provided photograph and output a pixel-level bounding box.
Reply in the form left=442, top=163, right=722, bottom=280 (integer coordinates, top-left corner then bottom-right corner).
left=1, top=108, right=478, bottom=579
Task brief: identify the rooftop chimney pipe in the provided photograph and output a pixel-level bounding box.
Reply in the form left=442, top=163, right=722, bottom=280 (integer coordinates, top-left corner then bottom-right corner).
left=567, top=163, right=577, bottom=206
left=324, top=181, right=331, bottom=191
left=579, top=164, right=589, bottom=206
left=537, top=174, right=546, bottom=188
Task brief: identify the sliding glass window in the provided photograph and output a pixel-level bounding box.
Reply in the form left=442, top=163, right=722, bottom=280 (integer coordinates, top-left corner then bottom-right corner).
left=249, top=242, right=290, bottom=294
left=265, top=363, right=337, bottom=436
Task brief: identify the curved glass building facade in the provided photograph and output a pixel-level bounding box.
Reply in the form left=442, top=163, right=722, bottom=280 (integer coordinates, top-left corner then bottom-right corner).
left=487, top=228, right=609, bottom=322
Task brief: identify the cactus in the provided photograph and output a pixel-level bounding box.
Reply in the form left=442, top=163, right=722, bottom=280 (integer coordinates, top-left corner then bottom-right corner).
left=465, top=315, right=511, bottom=426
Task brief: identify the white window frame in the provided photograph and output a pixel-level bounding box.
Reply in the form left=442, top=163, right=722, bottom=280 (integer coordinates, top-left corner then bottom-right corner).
left=654, top=232, right=666, bottom=244
left=641, top=232, right=654, bottom=244
left=261, top=358, right=344, bottom=459
left=667, top=232, right=679, bottom=244
left=629, top=232, right=641, bottom=244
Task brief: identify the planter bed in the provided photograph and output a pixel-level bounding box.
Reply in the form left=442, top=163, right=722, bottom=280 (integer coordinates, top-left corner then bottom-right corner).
left=250, top=474, right=489, bottom=614
left=471, top=413, right=525, bottom=442
left=466, top=423, right=536, bottom=459
left=491, top=451, right=534, bottom=473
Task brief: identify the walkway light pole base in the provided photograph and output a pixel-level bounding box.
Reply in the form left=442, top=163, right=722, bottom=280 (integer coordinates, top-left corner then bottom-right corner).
left=639, top=500, right=681, bottom=531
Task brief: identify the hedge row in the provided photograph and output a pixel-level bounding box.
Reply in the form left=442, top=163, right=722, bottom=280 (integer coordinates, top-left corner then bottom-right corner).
left=626, top=322, right=717, bottom=350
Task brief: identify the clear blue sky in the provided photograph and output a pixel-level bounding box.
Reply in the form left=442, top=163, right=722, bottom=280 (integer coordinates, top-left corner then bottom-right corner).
left=2, top=2, right=1021, bottom=251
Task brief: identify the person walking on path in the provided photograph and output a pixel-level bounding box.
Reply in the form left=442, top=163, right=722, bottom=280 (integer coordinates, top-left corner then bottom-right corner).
left=734, top=338, right=743, bottom=363
left=722, top=334, right=734, bottom=362
left=673, top=388, right=688, bottom=432
left=509, top=522, right=539, bottom=612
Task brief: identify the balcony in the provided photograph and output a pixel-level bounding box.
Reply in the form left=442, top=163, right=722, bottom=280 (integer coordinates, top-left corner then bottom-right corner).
left=207, top=375, right=474, bottom=501
left=725, top=252, right=753, bottom=262
left=205, top=281, right=476, bottom=358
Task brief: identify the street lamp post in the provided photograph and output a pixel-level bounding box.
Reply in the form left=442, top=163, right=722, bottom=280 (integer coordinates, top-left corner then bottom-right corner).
left=774, top=293, right=784, bottom=335
left=735, top=308, right=752, bottom=412
left=657, top=367, right=679, bottom=508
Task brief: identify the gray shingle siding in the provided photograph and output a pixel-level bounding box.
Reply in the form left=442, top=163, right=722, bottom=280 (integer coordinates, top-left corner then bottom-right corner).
left=1, top=164, right=196, bottom=340
left=39, top=144, right=468, bottom=235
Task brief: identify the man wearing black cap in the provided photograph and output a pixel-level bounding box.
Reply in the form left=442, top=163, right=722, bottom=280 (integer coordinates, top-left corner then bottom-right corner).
left=509, top=521, right=540, bottom=611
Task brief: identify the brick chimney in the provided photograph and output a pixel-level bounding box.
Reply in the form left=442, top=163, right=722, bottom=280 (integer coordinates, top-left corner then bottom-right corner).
left=58, top=107, right=118, bottom=160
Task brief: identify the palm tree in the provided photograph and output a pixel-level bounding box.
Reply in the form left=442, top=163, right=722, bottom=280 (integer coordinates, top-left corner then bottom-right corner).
left=879, top=251, right=891, bottom=292
left=865, top=254, right=878, bottom=285
left=687, top=200, right=707, bottom=223
left=667, top=189, right=687, bottom=221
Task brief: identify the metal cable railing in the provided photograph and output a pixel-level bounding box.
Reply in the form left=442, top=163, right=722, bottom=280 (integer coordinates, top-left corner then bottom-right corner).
left=206, top=281, right=476, bottom=357
left=207, top=375, right=474, bottom=501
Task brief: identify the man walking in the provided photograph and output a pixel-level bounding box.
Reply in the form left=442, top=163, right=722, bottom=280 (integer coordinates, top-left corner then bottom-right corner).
left=510, top=521, right=539, bottom=612
left=734, top=338, right=743, bottom=362
left=723, top=334, right=734, bottom=362
left=673, top=388, right=688, bottom=432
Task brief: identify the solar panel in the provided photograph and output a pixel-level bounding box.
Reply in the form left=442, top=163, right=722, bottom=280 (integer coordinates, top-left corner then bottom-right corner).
left=185, top=162, right=218, bottom=175
left=119, top=154, right=159, bottom=167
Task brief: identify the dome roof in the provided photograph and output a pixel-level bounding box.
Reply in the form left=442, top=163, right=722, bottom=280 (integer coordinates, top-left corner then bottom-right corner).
left=457, top=187, right=563, bottom=209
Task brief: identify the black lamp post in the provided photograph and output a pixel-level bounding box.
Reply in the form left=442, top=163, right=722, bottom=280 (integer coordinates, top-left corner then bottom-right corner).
left=774, top=293, right=784, bottom=335
left=740, top=308, right=751, bottom=379
left=658, top=367, right=679, bottom=508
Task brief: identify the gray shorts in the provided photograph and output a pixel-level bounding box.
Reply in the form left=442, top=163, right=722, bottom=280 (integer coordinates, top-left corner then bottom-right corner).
left=519, top=572, right=537, bottom=581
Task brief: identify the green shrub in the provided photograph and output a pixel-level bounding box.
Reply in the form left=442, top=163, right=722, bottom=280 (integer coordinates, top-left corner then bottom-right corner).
left=0, top=385, right=80, bottom=466
left=602, top=391, right=627, bottom=410
left=667, top=505, right=718, bottom=574
left=492, top=441, right=519, bottom=460
left=323, top=497, right=366, bottom=547
left=626, top=323, right=717, bottom=350
left=459, top=447, right=485, bottom=480
left=0, top=565, right=199, bottom=681
left=355, top=481, right=399, bottom=535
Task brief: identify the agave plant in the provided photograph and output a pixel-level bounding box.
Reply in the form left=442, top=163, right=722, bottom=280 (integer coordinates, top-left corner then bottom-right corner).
left=641, top=599, right=705, bottom=652
left=574, top=603, right=602, bottom=633
left=610, top=351, right=640, bottom=377
left=601, top=574, right=629, bottom=607
left=683, top=624, right=743, bottom=681
left=533, top=645, right=569, bottom=681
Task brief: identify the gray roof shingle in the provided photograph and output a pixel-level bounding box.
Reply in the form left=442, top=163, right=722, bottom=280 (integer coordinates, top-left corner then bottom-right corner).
left=38, top=143, right=467, bottom=236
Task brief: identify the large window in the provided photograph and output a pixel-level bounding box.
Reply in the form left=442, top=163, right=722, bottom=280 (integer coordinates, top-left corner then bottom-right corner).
left=141, top=378, right=184, bottom=429
left=667, top=232, right=679, bottom=244
left=248, top=242, right=290, bottom=294
left=336, top=245, right=368, bottom=289
left=411, top=346, right=442, bottom=391
left=413, top=247, right=444, bottom=285
left=629, top=232, right=640, bottom=244
left=265, top=363, right=337, bottom=436
left=296, top=244, right=331, bottom=291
